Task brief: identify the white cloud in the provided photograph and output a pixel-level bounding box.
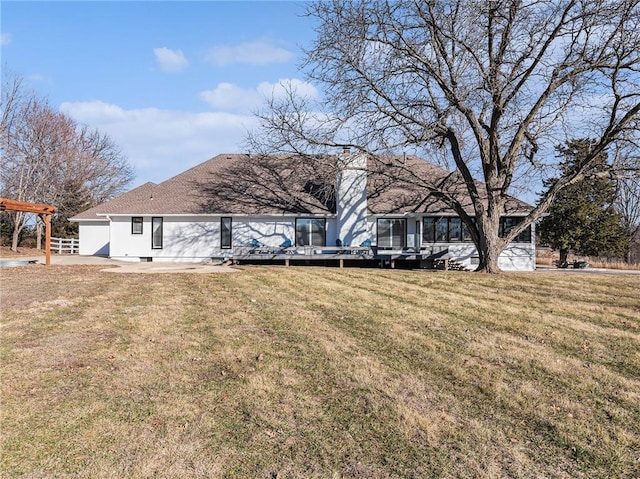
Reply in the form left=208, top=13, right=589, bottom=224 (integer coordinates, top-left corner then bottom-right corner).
left=200, top=78, right=318, bottom=113
left=200, top=83, right=261, bottom=113
left=204, top=39, right=294, bottom=66
left=257, top=79, right=319, bottom=102
left=27, top=74, right=47, bottom=82
left=60, top=100, right=256, bottom=185
left=153, top=47, right=189, bottom=73
left=1, top=33, right=11, bottom=46
left=58, top=79, right=318, bottom=186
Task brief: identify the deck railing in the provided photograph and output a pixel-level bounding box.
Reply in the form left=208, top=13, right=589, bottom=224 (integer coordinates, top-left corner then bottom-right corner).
left=234, top=245, right=374, bottom=258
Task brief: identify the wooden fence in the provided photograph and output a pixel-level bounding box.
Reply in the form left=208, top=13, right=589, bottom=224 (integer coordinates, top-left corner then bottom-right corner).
left=51, top=237, right=79, bottom=254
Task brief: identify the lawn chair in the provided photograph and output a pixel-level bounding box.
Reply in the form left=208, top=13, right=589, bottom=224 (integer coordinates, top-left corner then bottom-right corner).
left=279, top=238, right=294, bottom=254
left=250, top=238, right=264, bottom=254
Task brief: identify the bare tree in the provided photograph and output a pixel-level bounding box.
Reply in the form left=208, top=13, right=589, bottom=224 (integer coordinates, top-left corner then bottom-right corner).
left=249, top=0, right=640, bottom=272
left=1, top=74, right=134, bottom=250
left=1, top=92, right=74, bottom=250
left=613, top=143, right=640, bottom=262
left=48, top=126, right=133, bottom=238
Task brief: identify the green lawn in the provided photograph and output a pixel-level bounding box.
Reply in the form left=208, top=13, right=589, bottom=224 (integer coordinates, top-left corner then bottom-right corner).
left=1, top=265, right=638, bottom=478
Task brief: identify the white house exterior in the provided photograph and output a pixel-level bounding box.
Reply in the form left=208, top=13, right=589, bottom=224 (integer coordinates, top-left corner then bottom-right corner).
left=77, top=220, right=110, bottom=256
left=71, top=152, right=536, bottom=271
left=336, top=150, right=369, bottom=247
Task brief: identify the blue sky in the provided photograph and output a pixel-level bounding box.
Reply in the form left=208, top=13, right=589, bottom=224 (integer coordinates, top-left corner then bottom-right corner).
left=1, top=1, right=318, bottom=187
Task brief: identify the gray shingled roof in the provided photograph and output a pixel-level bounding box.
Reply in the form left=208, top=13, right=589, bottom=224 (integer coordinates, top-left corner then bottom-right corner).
left=71, top=153, right=532, bottom=220
left=71, top=181, right=158, bottom=220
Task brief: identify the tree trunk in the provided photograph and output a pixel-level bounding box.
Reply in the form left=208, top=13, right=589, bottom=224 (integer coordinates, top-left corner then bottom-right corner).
left=475, top=214, right=504, bottom=273
left=559, top=248, right=569, bottom=266
left=36, top=220, right=43, bottom=250
left=10, top=211, right=24, bottom=252
left=476, top=238, right=504, bottom=273
left=11, top=226, right=20, bottom=252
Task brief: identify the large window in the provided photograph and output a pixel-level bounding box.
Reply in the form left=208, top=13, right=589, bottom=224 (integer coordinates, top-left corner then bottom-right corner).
left=448, top=218, right=462, bottom=242
left=499, top=217, right=532, bottom=243
left=152, top=217, right=163, bottom=249
left=435, top=217, right=448, bottom=241
left=377, top=218, right=406, bottom=249
left=423, top=216, right=473, bottom=243
left=462, top=221, right=473, bottom=242
left=422, top=216, right=531, bottom=243
left=296, top=218, right=325, bottom=246
left=221, top=217, right=232, bottom=249
left=423, top=217, right=436, bottom=242
left=131, top=217, right=143, bottom=235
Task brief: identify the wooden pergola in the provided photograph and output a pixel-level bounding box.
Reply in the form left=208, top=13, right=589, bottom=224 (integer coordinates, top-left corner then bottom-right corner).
left=0, top=198, right=57, bottom=265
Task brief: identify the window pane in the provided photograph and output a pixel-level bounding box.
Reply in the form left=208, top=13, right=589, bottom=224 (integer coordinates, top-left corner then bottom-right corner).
left=377, top=220, right=392, bottom=247
left=462, top=219, right=473, bottom=242
left=501, top=217, right=520, bottom=238
left=132, top=217, right=143, bottom=234
left=377, top=219, right=405, bottom=248
left=423, top=218, right=435, bottom=243
left=311, top=219, right=325, bottom=246
left=435, top=218, right=448, bottom=242
left=296, top=220, right=308, bottom=246
left=296, top=218, right=325, bottom=246
left=516, top=225, right=532, bottom=243
left=449, top=218, right=461, bottom=241
left=391, top=219, right=405, bottom=248
left=152, top=217, right=163, bottom=249
left=499, top=217, right=531, bottom=242
left=221, top=217, right=232, bottom=249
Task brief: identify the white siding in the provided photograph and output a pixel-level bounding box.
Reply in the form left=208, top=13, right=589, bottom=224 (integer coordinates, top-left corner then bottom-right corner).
left=498, top=244, right=536, bottom=271
left=78, top=221, right=110, bottom=256
left=108, top=215, right=332, bottom=262
left=499, top=222, right=536, bottom=271
left=336, top=152, right=369, bottom=246
left=233, top=217, right=296, bottom=247
left=420, top=242, right=535, bottom=271
left=234, top=216, right=337, bottom=247
left=80, top=214, right=535, bottom=271
left=109, top=216, right=220, bottom=262
left=447, top=243, right=534, bottom=271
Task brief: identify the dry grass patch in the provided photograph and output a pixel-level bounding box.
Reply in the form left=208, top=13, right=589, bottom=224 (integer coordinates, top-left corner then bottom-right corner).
left=1, top=265, right=639, bottom=478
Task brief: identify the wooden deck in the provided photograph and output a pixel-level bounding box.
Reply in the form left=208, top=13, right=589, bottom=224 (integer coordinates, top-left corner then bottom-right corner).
left=233, top=246, right=433, bottom=268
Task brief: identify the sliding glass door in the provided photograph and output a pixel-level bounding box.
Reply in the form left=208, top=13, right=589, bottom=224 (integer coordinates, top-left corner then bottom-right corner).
left=295, top=218, right=326, bottom=246
left=377, top=218, right=406, bottom=249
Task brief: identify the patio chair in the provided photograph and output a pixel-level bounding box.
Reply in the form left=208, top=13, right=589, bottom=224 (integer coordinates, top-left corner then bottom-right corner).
left=250, top=238, right=264, bottom=254
left=279, top=238, right=295, bottom=254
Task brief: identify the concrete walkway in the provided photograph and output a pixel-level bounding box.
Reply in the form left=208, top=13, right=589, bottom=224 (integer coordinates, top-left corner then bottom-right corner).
left=0, top=254, right=239, bottom=274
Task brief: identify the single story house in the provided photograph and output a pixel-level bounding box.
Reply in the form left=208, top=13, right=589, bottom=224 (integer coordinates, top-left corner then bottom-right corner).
left=70, top=151, right=535, bottom=270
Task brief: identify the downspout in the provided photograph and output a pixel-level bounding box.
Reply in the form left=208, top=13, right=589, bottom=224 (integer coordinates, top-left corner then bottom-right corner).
left=105, top=215, right=112, bottom=258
